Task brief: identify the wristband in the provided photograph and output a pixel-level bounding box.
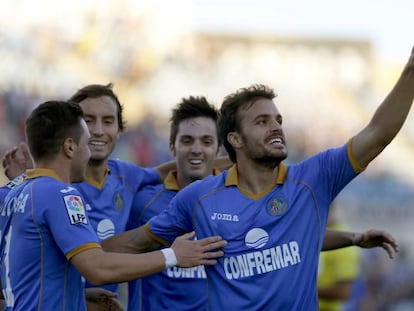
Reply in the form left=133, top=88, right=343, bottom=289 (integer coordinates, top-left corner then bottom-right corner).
left=161, top=248, right=177, bottom=268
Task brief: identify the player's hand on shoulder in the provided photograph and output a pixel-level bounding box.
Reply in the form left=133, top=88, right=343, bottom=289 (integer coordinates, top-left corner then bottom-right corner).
left=171, top=231, right=227, bottom=267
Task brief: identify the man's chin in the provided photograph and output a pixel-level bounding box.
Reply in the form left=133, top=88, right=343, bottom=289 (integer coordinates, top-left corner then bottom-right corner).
left=88, top=157, right=107, bottom=167
left=188, top=173, right=207, bottom=183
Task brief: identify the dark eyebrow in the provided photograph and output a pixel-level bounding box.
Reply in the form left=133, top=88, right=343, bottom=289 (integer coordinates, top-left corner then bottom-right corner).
left=253, top=114, right=271, bottom=121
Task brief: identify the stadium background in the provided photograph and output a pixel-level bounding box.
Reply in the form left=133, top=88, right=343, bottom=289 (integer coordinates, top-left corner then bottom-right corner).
left=1, top=0, right=413, bottom=308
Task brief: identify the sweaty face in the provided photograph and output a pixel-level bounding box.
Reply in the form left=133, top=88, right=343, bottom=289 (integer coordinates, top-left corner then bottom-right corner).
left=237, top=98, right=287, bottom=167
left=78, top=96, right=120, bottom=165
left=71, top=120, right=91, bottom=183
left=171, top=117, right=219, bottom=188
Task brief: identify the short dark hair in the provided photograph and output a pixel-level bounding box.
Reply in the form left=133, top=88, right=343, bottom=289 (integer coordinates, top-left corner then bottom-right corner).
left=25, top=100, right=84, bottom=161
left=69, top=83, right=126, bottom=132
left=219, top=84, right=277, bottom=163
left=169, top=96, right=220, bottom=146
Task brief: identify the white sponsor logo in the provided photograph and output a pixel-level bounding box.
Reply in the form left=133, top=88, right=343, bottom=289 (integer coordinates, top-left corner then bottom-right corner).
left=211, top=212, right=239, bottom=222
left=223, top=228, right=301, bottom=280
left=166, top=265, right=206, bottom=279
left=245, top=228, right=269, bottom=249
left=60, top=186, right=77, bottom=194
left=0, top=193, right=28, bottom=217
left=97, top=219, right=115, bottom=240
left=64, top=195, right=88, bottom=225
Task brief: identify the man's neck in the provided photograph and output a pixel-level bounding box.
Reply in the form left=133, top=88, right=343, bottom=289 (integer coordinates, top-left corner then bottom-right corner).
left=86, top=160, right=108, bottom=183
left=236, top=158, right=279, bottom=195
left=34, top=160, right=71, bottom=183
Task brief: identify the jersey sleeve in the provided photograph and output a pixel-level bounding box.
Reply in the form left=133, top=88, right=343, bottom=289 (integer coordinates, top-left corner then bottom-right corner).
left=39, top=186, right=100, bottom=259
left=148, top=184, right=197, bottom=244
left=299, top=143, right=359, bottom=203
left=0, top=186, right=11, bottom=206
left=138, top=167, right=161, bottom=189
left=123, top=161, right=161, bottom=190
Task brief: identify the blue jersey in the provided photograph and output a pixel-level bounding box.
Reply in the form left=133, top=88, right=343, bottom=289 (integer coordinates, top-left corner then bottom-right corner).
left=149, top=144, right=361, bottom=310
left=0, top=175, right=26, bottom=206
left=76, top=159, right=160, bottom=292
left=129, top=170, right=217, bottom=311
left=0, top=169, right=100, bottom=311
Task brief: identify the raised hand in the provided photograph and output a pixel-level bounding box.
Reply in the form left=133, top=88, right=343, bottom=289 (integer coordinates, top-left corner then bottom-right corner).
left=2, top=142, right=34, bottom=179
left=353, top=229, right=399, bottom=259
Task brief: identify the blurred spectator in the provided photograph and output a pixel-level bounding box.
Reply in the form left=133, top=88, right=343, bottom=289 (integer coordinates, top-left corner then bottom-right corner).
left=359, top=245, right=414, bottom=311
left=318, top=204, right=361, bottom=311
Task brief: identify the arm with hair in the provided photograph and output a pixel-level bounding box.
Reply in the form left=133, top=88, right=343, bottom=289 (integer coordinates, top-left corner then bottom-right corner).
left=322, top=229, right=399, bottom=259
left=351, top=47, right=414, bottom=168
left=101, top=224, right=161, bottom=253
left=73, top=231, right=226, bottom=286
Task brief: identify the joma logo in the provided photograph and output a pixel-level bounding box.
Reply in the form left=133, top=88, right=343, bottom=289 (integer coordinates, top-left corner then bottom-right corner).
left=211, top=212, right=239, bottom=222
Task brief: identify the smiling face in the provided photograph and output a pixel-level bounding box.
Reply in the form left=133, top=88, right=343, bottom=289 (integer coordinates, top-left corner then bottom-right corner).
left=78, top=96, right=120, bottom=165
left=170, top=116, right=219, bottom=188
left=233, top=98, right=287, bottom=168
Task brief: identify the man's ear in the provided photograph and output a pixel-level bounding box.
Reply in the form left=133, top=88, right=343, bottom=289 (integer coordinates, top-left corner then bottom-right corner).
left=62, top=138, right=75, bottom=159
left=227, top=132, right=242, bottom=149
left=215, top=144, right=221, bottom=156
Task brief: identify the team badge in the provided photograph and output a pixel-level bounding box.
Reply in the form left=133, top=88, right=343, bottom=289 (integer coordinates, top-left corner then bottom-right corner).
left=266, top=197, right=288, bottom=216
left=113, top=192, right=124, bottom=211
left=64, top=195, right=88, bottom=225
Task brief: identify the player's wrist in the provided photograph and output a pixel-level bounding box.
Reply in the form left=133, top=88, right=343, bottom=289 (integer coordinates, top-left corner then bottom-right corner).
left=351, top=233, right=363, bottom=246
left=161, top=248, right=177, bottom=268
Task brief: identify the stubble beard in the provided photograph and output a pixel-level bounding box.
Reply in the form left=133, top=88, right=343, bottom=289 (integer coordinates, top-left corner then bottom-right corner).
left=244, top=139, right=287, bottom=169
left=252, top=153, right=287, bottom=169
left=88, top=157, right=107, bottom=167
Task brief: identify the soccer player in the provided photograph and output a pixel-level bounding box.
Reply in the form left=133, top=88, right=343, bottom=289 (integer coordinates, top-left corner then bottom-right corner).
left=318, top=204, right=361, bottom=311
left=1, top=83, right=177, bottom=310
left=127, top=96, right=222, bottom=310
left=68, top=84, right=174, bottom=303
left=124, top=97, right=398, bottom=311
left=0, top=100, right=226, bottom=310
left=1, top=95, right=398, bottom=311
left=102, top=47, right=414, bottom=310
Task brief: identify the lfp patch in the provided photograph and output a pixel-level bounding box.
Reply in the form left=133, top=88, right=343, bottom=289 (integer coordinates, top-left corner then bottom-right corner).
left=64, top=195, right=88, bottom=225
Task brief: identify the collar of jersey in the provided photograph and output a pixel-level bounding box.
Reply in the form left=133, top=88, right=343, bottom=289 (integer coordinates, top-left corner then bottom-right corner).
left=225, top=163, right=287, bottom=187
left=84, top=167, right=110, bottom=189
left=164, top=168, right=221, bottom=191
left=26, top=168, right=64, bottom=182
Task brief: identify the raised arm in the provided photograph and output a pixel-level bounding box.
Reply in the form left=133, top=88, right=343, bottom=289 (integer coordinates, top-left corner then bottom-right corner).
left=322, top=229, right=399, bottom=259
left=352, top=47, right=414, bottom=168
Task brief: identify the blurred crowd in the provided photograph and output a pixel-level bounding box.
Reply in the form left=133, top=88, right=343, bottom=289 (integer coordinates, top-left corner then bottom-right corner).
left=1, top=2, right=414, bottom=308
